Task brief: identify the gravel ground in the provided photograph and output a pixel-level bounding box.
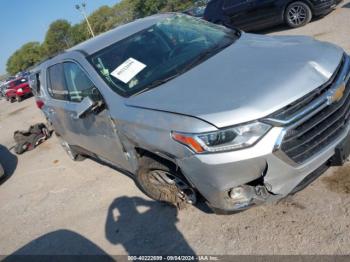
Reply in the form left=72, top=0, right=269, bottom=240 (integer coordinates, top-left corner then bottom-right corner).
left=0, top=2, right=350, bottom=256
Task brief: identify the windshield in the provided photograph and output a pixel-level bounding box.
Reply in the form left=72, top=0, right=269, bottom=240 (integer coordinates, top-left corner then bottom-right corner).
left=88, top=14, right=239, bottom=97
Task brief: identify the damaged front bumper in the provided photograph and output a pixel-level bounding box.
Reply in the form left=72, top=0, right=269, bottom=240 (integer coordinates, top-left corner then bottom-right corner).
left=177, top=124, right=350, bottom=213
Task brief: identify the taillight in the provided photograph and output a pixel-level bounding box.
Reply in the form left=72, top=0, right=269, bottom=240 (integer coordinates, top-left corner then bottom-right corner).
left=36, top=100, right=44, bottom=109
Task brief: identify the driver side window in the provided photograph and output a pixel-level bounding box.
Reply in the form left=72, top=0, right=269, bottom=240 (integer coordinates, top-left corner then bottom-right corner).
left=63, top=62, right=97, bottom=103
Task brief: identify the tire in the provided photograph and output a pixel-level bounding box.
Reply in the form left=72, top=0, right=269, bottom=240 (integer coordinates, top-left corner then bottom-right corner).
left=285, top=1, right=312, bottom=28
left=0, top=164, right=4, bottom=180
left=16, top=95, right=22, bottom=102
left=10, top=98, right=15, bottom=103
left=135, top=156, right=196, bottom=209
left=59, top=138, right=85, bottom=161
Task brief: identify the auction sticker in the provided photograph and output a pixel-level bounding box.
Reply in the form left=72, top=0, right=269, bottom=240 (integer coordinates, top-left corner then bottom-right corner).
left=111, top=58, right=146, bottom=84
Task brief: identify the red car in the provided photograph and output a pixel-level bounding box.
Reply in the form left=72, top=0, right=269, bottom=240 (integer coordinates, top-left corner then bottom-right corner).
left=5, top=77, right=32, bottom=102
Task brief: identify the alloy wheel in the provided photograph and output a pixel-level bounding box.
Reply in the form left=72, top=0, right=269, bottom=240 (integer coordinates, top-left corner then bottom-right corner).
left=287, top=4, right=308, bottom=26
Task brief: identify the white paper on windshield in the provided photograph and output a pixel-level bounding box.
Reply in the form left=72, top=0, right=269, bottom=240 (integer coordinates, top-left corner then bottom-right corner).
left=111, top=58, right=146, bottom=84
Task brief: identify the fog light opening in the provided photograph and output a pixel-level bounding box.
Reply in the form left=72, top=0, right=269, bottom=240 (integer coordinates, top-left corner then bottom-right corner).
left=228, top=183, right=272, bottom=209
left=229, top=185, right=254, bottom=209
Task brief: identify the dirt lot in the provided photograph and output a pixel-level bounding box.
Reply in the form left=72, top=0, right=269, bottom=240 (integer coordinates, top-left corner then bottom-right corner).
left=1, top=2, right=350, bottom=256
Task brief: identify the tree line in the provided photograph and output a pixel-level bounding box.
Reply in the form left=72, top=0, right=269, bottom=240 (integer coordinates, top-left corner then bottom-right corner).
left=6, top=0, right=204, bottom=75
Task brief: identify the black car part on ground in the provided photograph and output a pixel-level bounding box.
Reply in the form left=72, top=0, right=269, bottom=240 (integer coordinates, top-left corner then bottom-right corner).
left=13, top=123, right=51, bottom=155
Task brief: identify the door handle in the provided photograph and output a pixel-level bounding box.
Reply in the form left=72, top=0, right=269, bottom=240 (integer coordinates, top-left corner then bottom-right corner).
left=70, top=113, right=79, bottom=120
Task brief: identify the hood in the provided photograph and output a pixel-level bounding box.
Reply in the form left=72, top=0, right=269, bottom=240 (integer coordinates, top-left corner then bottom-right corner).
left=125, top=33, right=344, bottom=128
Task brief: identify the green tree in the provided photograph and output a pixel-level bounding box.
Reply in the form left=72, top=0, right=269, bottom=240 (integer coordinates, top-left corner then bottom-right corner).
left=42, top=19, right=71, bottom=57
left=113, top=0, right=135, bottom=25
left=6, top=42, right=43, bottom=75
left=130, top=0, right=167, bottom=18
left=69, top=23, right=90, bottom=45
left=161, top=0, right=195, bottom=12
left=127, top=0, right=195, bottom=18
left=89, top=6, right=116, bottom=35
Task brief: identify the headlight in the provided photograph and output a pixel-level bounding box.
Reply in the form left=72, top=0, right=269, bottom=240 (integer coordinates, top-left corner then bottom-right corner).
left=172, top=122, right=271, bottom=153
left=17, top=88, right=23, bottom=93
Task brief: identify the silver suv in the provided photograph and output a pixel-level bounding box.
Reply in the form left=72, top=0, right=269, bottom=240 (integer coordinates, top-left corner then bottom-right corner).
left=32, top=14, right=350, bottom=213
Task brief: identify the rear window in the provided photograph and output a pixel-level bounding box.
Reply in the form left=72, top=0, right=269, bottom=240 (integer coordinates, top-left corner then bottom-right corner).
left=47, top=64, right=69, bottom=100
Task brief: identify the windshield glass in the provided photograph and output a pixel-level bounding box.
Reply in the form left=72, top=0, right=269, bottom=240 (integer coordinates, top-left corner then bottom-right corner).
left=88, top=14, right=239, bottom=97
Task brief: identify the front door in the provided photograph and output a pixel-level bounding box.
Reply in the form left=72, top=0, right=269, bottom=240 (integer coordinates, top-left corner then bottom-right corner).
left=46, top=61, right=130, bottom=170
left=245, top=0, right=281, bottom=29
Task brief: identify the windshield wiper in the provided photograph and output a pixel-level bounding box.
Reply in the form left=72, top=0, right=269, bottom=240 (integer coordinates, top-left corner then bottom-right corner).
left=131, top=74, right=181, bottom=96
left=181, top=40, right=233, bottom=72
left=133, top=40, right=234, bottom=96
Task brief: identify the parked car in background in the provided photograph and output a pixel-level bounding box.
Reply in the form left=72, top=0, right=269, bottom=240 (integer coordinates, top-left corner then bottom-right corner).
left=0, top=82, right=8, bottom=97
left=183, top=5, right=207, bottom=18
left=32, top=13, right=349, bottom=213
left=15, top=71, right=30, bottom=78
left=6, top=76, right=15, bottom=82
left=204, top=0, right=338, bottom=31
left=5, top=77, right=32, bottom=102
left=28, top=68, right=53, bottom=131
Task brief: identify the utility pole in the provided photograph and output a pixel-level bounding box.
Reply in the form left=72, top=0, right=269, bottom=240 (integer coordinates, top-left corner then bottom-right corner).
left=75, top=2, right=95, bottom=37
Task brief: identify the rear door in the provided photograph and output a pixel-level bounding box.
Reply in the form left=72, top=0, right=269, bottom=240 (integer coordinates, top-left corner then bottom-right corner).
left=45, top=63, right=73, bottom=140
left=222, top=0, right=254, bottom=29
left=245, top=0, right=281, bottom=28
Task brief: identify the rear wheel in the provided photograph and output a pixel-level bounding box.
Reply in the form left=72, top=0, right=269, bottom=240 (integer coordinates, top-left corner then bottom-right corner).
left=285, top=1, right=312, bottom=28
left=136, top=156, right=196, bottom=209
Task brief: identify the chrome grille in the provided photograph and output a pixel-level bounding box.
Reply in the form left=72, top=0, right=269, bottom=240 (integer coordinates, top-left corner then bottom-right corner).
left=282, top=80, right=350, bottom=163
left=269, top=55, right=350, bottom=164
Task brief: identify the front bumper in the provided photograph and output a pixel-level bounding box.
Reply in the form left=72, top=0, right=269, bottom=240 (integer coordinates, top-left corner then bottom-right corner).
left=178, top=124, right=350, bottom=212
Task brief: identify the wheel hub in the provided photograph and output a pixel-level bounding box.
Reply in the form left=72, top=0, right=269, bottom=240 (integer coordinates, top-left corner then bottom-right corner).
left=288, top=5, right=307, bottom=25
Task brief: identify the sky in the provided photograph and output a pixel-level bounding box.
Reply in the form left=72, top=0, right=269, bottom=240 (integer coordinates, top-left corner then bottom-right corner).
left=0, top=0, right=118, bottom=75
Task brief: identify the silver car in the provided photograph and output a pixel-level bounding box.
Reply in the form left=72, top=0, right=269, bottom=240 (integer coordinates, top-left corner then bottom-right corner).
left=32, top=13, right=350, bottom=213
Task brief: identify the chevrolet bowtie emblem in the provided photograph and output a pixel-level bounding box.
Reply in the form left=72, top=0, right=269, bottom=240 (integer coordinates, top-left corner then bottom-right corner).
left=328, top=83, right=346, bottom=104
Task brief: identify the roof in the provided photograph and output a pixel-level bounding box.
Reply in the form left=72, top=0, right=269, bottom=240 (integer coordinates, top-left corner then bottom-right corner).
left=68, top=13, right=173, bottom=56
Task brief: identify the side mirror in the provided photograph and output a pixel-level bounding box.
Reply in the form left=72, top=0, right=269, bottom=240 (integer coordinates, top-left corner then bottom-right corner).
left=75, top=96, right=95, bottom=119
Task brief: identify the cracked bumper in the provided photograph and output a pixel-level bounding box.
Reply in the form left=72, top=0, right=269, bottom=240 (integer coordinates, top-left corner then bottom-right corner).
left=177, top=124, right=349, bottom=212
